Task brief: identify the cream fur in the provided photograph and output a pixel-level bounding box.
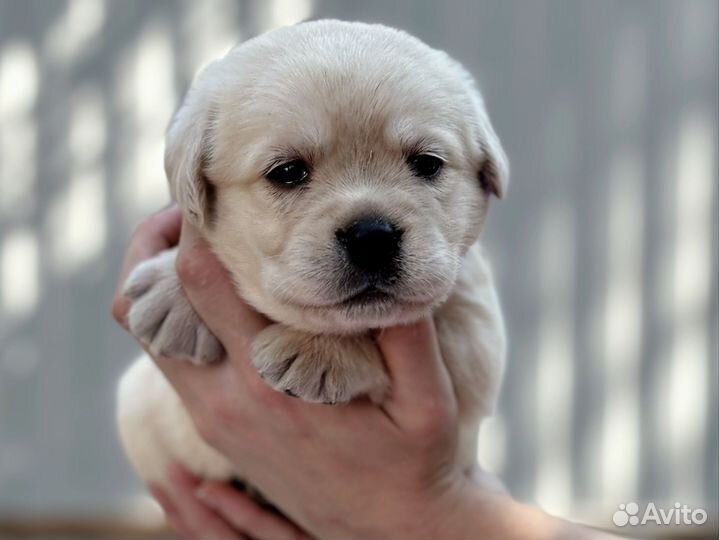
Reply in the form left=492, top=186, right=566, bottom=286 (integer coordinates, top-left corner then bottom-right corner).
left=118, top=20, right=507, bottom=489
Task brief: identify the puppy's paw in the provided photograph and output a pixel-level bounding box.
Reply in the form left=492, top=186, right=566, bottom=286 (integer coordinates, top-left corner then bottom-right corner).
left=251, top=325, right=389, bottom=404
left=123, top=249, right=224, bottom=365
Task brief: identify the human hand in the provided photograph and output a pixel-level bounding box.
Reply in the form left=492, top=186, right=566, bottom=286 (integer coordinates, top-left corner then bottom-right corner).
left=112, top=207, right=311, bottom=540
left=128, top=221, right=473, bottom=539
left=112, top=206, right=182, bottom=332
left=114, top=213, right=619, bottom=540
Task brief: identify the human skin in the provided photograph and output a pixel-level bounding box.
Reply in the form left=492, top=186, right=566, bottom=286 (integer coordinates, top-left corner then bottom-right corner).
left=112, top=206, right=619, bottom=540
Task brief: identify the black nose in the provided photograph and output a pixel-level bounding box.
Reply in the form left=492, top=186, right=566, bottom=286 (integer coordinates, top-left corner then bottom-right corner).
left=336, top=218, right=403, bottom=275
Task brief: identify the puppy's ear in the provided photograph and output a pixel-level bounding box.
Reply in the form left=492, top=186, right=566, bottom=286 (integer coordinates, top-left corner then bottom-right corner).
left=477, top=112, right=509, bottom=199
left=164, top=62, right=221, bottom=227
left=466, top=82, right=509, bottom=199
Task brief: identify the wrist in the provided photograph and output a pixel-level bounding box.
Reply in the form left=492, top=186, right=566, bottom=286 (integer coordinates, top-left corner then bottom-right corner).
left=437, top=480, right=609, bottom=540
left=419, top=473, right=556, bottom=540
left=378, top=473, right=484, bottom=540
left=424, top=475, right=483, bottom=540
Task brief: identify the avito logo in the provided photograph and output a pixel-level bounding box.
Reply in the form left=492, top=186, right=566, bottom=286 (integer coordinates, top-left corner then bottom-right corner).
left=612, top=502, right=708, bottom=527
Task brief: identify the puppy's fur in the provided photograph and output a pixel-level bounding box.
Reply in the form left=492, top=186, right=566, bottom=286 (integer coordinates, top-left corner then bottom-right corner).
left=118, top=20, right=507, bottom=488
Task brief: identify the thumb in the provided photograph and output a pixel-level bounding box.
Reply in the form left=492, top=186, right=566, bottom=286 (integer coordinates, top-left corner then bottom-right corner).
left=176, top=222, right=268, bottom=354
left=376, top=318, right=456, bottom=427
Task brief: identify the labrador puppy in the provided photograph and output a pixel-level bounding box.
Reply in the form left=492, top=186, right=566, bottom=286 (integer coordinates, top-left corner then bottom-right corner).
left=117, top=19, right=507, bottom=490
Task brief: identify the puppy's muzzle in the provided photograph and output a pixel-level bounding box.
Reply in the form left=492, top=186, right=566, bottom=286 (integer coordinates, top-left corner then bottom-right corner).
left=336, top=216, right=403, bottom=280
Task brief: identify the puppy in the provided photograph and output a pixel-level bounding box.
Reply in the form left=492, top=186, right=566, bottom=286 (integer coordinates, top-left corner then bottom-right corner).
left=117, top=20, right=507, bottom=490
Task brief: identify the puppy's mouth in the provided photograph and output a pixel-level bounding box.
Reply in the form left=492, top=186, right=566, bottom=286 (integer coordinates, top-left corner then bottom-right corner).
left=339, top=286, right=394, bottom=307
left=283, top=284, right=429, bottom=311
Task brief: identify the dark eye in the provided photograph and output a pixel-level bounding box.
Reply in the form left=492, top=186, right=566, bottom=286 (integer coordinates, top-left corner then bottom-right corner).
left=266, top=159, right=310, bottom=186
left=408, top=154, right=444, bottom=179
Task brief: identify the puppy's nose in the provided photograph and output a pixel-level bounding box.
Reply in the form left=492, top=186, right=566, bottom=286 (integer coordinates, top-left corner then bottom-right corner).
left=336, top=218, right=403, bottom=275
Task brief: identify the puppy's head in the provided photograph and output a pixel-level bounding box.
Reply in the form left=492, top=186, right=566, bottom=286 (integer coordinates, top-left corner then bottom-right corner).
left=166, top=20, right=508, bottom=333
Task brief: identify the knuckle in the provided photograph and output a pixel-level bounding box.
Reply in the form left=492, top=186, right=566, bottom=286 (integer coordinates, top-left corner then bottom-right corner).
left=410, top=401, right=454, bottom=438
left=406, top=418, right=433, bottom=440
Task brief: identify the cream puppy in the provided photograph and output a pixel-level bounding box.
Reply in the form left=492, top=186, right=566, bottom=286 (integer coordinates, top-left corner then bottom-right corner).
left=118, top=20, right=507, bottom=488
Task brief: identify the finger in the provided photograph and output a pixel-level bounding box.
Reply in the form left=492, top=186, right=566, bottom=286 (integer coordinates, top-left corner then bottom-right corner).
left=198, top=481, right=312, bottom=540
left=150, top=485, right=197, bottom=540
left=166, top=464, right=245, bottom=540
left=376, top=318, right=456, bottom=426
left=176, top=222, right=269, bottom=353
left=143, top=222, right=264, bottom=411
left=112, top=206, right=182, bottom=328
left=118, top=206, right=182, bottom=292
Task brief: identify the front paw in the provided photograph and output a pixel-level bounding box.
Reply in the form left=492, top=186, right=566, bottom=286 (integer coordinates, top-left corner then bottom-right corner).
left=251, top=325, right=389, bottom=404
left=123, top=249, right=224, bottom=365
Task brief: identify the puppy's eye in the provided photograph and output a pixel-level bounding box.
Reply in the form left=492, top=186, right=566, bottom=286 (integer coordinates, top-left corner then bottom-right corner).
left=266, top=159, right=310, bottom=186
left=408, top=154, right=444, bottom=179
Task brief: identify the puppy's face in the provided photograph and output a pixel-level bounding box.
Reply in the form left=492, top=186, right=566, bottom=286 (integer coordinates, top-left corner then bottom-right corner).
left=166, top=21, right=508, bottom=333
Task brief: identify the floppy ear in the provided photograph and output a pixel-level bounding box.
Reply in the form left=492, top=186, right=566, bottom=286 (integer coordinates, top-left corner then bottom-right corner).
left=477, top=111, right=509, bottom=199
left=164, top=62, right=221, bottom=227
left=464, top=79, right=509, bottom=199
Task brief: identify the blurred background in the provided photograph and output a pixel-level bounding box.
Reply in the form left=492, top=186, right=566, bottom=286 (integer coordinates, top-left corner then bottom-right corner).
left=0, top=0, right=716, bottom=538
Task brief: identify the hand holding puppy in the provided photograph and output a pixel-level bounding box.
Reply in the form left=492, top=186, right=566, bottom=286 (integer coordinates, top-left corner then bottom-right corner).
left=113, top=208, right=618, bottom=540
left=115, top=20, right=508, bottom=518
